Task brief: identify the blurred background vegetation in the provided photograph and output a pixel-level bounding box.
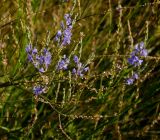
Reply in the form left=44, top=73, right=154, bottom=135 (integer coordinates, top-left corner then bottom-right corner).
left=0, top=0, right=160, bottom=139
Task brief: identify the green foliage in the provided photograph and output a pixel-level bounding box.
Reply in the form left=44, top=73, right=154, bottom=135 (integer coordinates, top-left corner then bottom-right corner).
left=0, top=0, right=160, bottom=139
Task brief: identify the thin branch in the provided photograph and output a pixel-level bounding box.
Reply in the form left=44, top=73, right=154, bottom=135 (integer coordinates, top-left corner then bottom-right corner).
left=58, top=114, right=73, bottom=140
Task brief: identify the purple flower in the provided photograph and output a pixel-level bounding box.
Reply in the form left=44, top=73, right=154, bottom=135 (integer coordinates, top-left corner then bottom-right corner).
left=57, top=55, right=69, bottom=70
left=26, top=44, right=32, bottom=53
left=33, top=86, right=44, bottom=95
left=140, top=49, right=148, bottom=57
left=128, top=55, right=143, bottom=67
left=132, top=73, right=139, bottom=80
left=126, top=73, right=139, bottom=85
left=36, top=55, right=44, bottom=64
left=54, top=13, right=72, bottom=46
left=32, top=48, right=38, bottom=55
left=84, top=67, right=89, bottom=72
left=26, top=45, right=52, bottom=73
left=26, top=44, right=33, bottom=62
left=72, top=55, right=89, bottom=78
left=128, top=42, right=148, bottom=67
left=44, top=55, right=51, bottom=67
left=62, top=28, right=72, bottom=46
left=139, top=42, right=145, bottom=49
left=55, top=30, right=62, bottom=41
left=126, top=78, right=134, bottom=85
left=43, top=50, right=52, bottom=68
left=72, top=68, right=77, bottom=74
left=73, top=55, right=79, bottom=64
left=57, top=60, right=66, bottom=70
left=77, top=70, right=84, bottom=77
left=39, top=67, right=45, bottom=73
left=128, top=56, right=136, bottom=65
left=72, top=68, right=83, bottom=77
left=64, top=14, right=72, bottom=26
left=132, top=42, right=148, bottom=57
left=126, top=42, right=147, bottom=84
left=27, top=54, right=33, bottom=62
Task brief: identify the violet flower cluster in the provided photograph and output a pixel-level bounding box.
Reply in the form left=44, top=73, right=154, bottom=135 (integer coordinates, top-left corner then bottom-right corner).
left=128, top=42, right=148, bottom=67
left=72, top=55, right=89, bottom=77
left=126, top=73, right=139, bottom=85
left=56, top=55, right=70, bottom=70
left=56, top=55, right=89, bottom=78
left=26, top=44, right=52, bottom=95
left=26, top=44, right=52, bottom=73
left=54, top=14, right=72, bottom=47
left=33, top=85, right=45, bottom=96
left=126, top=42, right=148, bottom=85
